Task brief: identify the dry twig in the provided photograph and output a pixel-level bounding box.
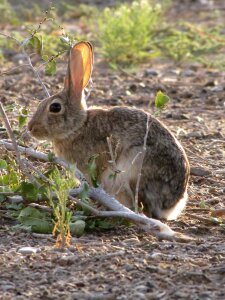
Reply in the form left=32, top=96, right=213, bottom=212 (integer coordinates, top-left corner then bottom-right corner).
left=0, top=102, right=37, bottom=184
left=134, top=114, right=151, bottom=212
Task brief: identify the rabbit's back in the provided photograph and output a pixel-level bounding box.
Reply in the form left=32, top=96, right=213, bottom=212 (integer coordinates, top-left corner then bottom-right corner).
left=53, top=106, right=189, bottom=219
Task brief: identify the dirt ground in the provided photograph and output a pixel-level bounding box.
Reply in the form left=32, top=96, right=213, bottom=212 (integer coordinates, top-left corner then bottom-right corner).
left=0, top=1, right=225, bottom=299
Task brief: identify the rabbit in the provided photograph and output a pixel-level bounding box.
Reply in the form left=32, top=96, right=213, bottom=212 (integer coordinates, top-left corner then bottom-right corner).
left=28, top=41, right=190, bottom=220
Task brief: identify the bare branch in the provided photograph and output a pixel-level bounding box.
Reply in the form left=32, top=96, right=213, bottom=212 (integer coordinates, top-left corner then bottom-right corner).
left=134, top=114, right=151, bottom=212
left=22, top=49, right=50, bottom=98
left=0, top=103, right=37, bottom=184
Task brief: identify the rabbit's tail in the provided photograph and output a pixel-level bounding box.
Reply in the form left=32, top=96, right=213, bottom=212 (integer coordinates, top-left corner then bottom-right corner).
left=156, top=191, right=188, bottom=220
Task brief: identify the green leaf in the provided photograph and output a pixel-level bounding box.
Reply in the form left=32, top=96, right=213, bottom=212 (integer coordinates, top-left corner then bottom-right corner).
left=79, top=182, right=89, bottom=201
left=155, top=91, right=170, bottom=109
left=47, top=152, right=55, bottom=161
left=18, top=108, right=28, bottom=128
left=70, top=220, right=86, bottom=237
left=108, top=173, right=116, bottom=180
left=18, top=207, right=52, bottom=233
left=86, top=155, right=99, bottom=187
left=18, top=207, right=42, bottom=221
left=42, top=54, right=49, bottom=62
left=60, top=36, right=70, bottom=44
left=45, top=59, right=56, bottom=75
left=6, top=202, right=23, bottom=211
left=18, top=182, right=39, bottom=201
left=31, top=221, right=52, bottom=234
left=28, top=35, right=43, bottom=55
left=0, top=159, right=8, bottom=170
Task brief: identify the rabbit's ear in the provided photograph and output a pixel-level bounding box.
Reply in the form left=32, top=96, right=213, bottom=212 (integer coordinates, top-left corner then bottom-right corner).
left=64, top=41, right=93, bottom=101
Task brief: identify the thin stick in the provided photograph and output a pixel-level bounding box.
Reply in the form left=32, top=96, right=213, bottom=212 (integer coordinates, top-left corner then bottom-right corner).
left=107, top=136, right=118, bottom=174
left=134, top=114, right=151, bottom=212
left=115, top=150, right=142, bottom=195
left=185, top=213, right=223, bottom=224
left=22, top=49, right=50, bottom=97
left=0, top=103, right=36, bottom=184
left=24, top=159, right=53, bottom=184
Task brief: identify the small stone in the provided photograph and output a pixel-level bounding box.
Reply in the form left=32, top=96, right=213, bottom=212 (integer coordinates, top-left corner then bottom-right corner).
left=190, top=167, right=211, bottom=177
left=151, top=252, right=162, bottom=259
left=165, top=113, right=189, bottom=120
left=144, top=69, right=158, bottom=77
left=181, top=69, right=195, bottom=77
left=134, top=285, right=149, bottom=293
left=17, top=246, right=40, bottom=254
left=185, top=132, right=203, bottom=138
left=0, top=282, right=15, bottom=291
left=131, top=292, right=147, bottom=300
left=124, top=264, right=134, bottom=272
left=123, top=237, right=140, bottom=245
left=210, top=86, right=224, bottom=92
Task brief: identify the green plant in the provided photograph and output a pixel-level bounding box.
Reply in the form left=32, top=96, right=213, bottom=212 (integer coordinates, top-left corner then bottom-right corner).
left=59, top=2, right=98, bottom=20
left=97, top=0, right=162, bottom=66
left=0, top=0, right=19, bottom=25
left=47, top=168, right=79, bottom=248
left=154, top=23, right=225, bottom=67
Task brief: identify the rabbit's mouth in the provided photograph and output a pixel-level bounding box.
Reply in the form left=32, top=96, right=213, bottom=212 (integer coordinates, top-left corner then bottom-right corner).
left=28, top=126, right=49, bottom=140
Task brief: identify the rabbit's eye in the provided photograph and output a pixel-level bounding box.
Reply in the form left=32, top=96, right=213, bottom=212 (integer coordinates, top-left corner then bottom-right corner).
left=49, top=102, right=61, bottom=113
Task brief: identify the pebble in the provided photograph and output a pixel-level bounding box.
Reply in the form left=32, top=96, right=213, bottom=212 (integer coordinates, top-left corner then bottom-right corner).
left=151, top=252, right=162, bottom=259
left=124, top=263, right=135, bottom=272
left=131, top=292, right=147, bottom=300
left=185, top=132, right=203, bottom=138
left=17, top=246, right=40, bottom=255
left=68, top=292, right=115, bottom=300
left=0, top=281, right=15, bottom=291
left=12, top=53, right=27, bottom=63
left=190, top=167, right=212, bottom=177
left=210, top=86, right=224, bottom=92
left=181, top=69, right=195, bottom=77
left=144, top=69, right=158, bottom=77
left=122, top=237, right=140, bottom=246
left=165, top=113, right=189, bottom=120
left=134, top=285, right=149, bottom=293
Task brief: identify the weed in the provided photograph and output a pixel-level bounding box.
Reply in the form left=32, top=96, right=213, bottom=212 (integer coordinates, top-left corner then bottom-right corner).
left=97, top=0, right=162, bottom=66
left=59, top=2, right=98, bottom=20
left=154, top=23, right=225, bottom=67
left=0, top=0, right=19, bottom=25
left=47, top=167, right=79, bottom=248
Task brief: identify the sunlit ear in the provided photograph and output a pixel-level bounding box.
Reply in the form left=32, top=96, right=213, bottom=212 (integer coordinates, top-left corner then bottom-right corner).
left=64, top=41, right=93, bottom=101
